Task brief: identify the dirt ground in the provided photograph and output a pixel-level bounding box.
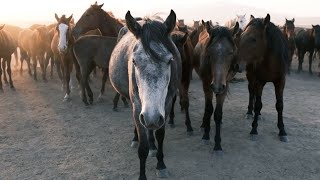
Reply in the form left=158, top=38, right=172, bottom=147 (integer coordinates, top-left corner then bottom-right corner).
left=0, top=57, right=320, bottom=180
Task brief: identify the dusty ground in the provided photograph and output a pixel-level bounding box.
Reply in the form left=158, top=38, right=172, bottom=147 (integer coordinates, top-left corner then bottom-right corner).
left=0, top=57, right=320, bottom=180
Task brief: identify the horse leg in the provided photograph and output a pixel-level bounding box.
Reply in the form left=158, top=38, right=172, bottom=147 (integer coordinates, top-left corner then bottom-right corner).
left=250, top=81, right=266, bottom=140
left=2, top=59, right=8, bottom=84
left=98, top=68, right=108, bottom=101
left=40, top=55, right=47, bottom=81
left=135, top=115, right=149, bottom=180
left=155, top=126, right=168, bottom=178
left=147, top=130, right=157, bottom=157
left=201, top=80, right=214, bottom=143
left=246, top=76, right=255, bottom=119
left=131, top=127, right=139, bottom=148
left=19, top=54, right=24, bottom=75
left=26, top=55, right=32, bottom=76
left=5, top=56, right=14, bottom=90
left=85, top=63, right=94, bottom=105
left=14, top=48, right=19, bottom=68
left=297, top=50, right=304, bottom=73
left=121, top=96, right=129, bottom=108
left=32, top=55, right=37, bottom=81
left=179, top=78, right=193, bottom=135
left=0, top=59, right=3, bottom=92
left=309, top=51, right=313, bottom=74
left=274, top=79, right=288, bottom=142
left=55, top=56, right=63, bottom=81
left=80, top=70, right=89, bottom=105
left=63, top=58, right=71, bottom=101
left=168, top=95, right=176, bottom=128
left=113, top=92, right=121, bottom=111
left=213, top=91, right=227, bottom=151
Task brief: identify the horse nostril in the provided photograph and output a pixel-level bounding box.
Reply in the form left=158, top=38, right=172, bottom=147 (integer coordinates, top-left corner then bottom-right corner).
left=158, top=115, right=165, bottom=127
left=139, top=114, right=146, bottom=126
left=221, top=84, right=226, bottom=91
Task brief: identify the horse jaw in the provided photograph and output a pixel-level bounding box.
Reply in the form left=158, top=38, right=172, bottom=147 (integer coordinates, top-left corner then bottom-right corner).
left=58, top=23, right=69, bottom=53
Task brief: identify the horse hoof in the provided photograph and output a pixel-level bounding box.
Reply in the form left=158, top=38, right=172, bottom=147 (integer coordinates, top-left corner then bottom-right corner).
left=201, top=139, right=210, bottom=145
left=250, top=134, right=258, bottom=141
left=279, top=136, right=288, bottom=142
left=156, top=168, right=169, bottom=178
left=186, top=131, right=193, bottom=136
left=148, top=149, right=157, bottom=157
left=130, top=141, right=138, bottom=148
left=168, top=123, right=175, bottom=128
left=245, top=114, right=253, bottom=119
left=213, top=150, right=224, bottom=156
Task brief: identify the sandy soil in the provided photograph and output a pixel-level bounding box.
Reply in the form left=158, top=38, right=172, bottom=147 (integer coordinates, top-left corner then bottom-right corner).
left=0, top=57, right=320, bottom=180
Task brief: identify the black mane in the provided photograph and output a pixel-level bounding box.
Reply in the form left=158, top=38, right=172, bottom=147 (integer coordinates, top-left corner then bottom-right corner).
left=139, top=18, right=177, bottom=61
left=246, top=18, right=289, bottom=69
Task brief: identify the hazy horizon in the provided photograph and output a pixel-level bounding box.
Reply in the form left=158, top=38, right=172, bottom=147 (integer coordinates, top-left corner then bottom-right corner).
left=1, top=0, right=320, bottom=28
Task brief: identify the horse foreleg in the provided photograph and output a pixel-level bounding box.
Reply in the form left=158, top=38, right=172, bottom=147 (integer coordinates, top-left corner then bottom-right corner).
left=63, top=59, right=71, bottom=101
left=246, top=78, right=255, bottom=119
left=309, top=51, right=313, bottom=74
left=167, top=95, right=176, bottom=127
left=131, top=127, right=139, bottom=148
left=201, top=80, right=214, bottom=144
left=250, top=81, right=266, bottom=140
left=5, top=57, right=14, bottom=89
left=155, top=126, right=168, bottom=178
left=179, top=78, right=193, bottom=135
left=0, top=59, right=3, bottom=92
left=214, top=91, right=227, bottom=151
left=297, top=50, right=304, bottom=73
left=274, top=80, right=288, bottom=142
left=1, top=59, right=8, bottom=84
left=147, top=130, right=157, bottom=157
left=14, top=48, right=19, bottom=68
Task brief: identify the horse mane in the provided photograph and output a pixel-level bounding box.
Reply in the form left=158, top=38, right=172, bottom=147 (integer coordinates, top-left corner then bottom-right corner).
left=139, top=16, right=177, bottom=61
left=206, top=26, right=235, bottom=49
left=246, top=18, right=289, bottom=69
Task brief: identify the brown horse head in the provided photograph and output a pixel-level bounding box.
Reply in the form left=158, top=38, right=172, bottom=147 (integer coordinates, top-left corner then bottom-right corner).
left=201, top=22, right=239, bottom=94
left=54, top=13, right=73, bottom=54
left=312, top=25, right=320, bottom=49
left=193, top=20, right=200, bottom=29
left=239, top=14, right=270, bottom=64
left=284, top=18, right=295, bottom=40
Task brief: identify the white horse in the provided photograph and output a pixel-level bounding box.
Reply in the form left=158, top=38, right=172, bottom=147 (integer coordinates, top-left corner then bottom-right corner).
left=225, top=14, right=247, bottom=30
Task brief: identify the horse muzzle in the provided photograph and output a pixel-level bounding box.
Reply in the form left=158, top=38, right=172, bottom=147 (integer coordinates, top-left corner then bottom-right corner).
left=139, top=112, right=165, bottom=130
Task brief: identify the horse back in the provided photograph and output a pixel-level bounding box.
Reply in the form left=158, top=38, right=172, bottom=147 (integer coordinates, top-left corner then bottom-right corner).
left=0, top=29, right=17, bottom=56
left=295, top=29, right=314, bottom=51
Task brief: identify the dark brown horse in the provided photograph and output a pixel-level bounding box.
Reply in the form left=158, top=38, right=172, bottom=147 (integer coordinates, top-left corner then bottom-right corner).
left=0, top=25, right=17, bottom=91
left=72, top=2, right=123, bottom=39
left=190, top=21, right=204, bottom=47
left=239, top=14, right=289, bottom=142
left=282, top=18, right=296, bottom=74
left=193, top=22, right=240, bottom=151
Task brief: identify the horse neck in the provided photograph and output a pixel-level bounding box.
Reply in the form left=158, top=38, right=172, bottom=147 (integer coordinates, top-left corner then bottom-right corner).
left=99, top=12, right=123, bottom=37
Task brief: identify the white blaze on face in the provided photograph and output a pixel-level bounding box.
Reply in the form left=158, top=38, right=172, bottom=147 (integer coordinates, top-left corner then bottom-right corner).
left=58, top=23, right=69, bottom=53
left=134, top=41, right=172, bottom=126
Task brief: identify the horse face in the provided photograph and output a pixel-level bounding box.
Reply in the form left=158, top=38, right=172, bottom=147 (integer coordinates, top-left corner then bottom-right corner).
left=285, top=19, right=295, bottom=40
left=312, top=25, right=320, bottom=48
left=72, top=3, right=103, bottom=39
left=239, top=15, right=269, bottom=64
left=236, top=14, right=247, bottom=30
left=57, top=23, right=70, bottom=53
left=132, top=42, right=173, bottom=130
left=205, top=26, right=238, bottom=94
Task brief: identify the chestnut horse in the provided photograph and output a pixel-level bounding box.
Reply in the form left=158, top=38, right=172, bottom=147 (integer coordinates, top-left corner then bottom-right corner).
left=0, top=25, right=17, bottom=91
left=193, top=22, right=240, bottom=151
left=282, top=18, right=296, bottom=74
left=239, top=14, right=289, bottom=142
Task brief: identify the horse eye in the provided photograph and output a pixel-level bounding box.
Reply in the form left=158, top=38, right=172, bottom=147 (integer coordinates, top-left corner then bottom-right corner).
left=132, top=59, right=136, bottom=65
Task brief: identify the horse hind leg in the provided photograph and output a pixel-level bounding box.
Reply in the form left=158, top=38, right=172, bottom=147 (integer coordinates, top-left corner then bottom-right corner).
left=121, top=96, right=129, bottom=108
left=0, top=59, right=3, bottom=92
left=5, top=57, right=15, bottom=90
left=309, top=52, right=313, bottom=74
left=179, top=81, right=193, bottom=135
left=97, top=68, right=108, bottom=102
left=167, top=95, right=176, bottom=128
left=2, top=59, right=8, bottom=84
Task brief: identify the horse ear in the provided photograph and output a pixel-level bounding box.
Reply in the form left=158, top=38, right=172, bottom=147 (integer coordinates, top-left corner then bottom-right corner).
left=264, top=14, right=270, bottom=26
left=164, top=10, right=176, bottom=34
left=67, top=14, right=73, bottom=23
left=292, top=18, right=295, bottom=23
left=285, top=18, right=288, bottom=22
left=98, top=3, right=104, bottom=8
left=0, top=24, right=5, bottom=30
left=230, top=22, right=240, bottom=36
left=312, top=25, right=315, bottom=28
left=250, top=15, right=255, bottom=21
left=205, top=21, right=211, bottom=33
left=125, top=11, right=142, bottom=37
left=55, top=13, right=60, bottom=22
left=201, top=20, right=205, bottom=26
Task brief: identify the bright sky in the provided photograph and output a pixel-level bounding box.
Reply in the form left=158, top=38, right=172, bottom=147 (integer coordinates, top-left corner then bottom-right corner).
left=1, top=0, right=319, bottom=27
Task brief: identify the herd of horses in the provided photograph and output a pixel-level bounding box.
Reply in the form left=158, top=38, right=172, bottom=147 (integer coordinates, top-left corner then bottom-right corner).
left=1, top=2, right=320, bottom=180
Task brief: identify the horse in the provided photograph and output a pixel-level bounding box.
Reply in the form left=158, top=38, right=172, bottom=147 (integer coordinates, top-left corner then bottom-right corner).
left=18, top=29, right=33, bottom=76
left=52, top=13, right=80, bottom=101
left=109, top=10, right=179, bottom=179
left=282, top=18, right=296, bottom=74
left=193, top=22, right=240, bottom=151
left=72, top=2, right=123, bottom=39
left=0, top=24, right=17, bottom=91
left=239, top=14, right=289, bottom=142
left=3, top=24, right=22, bottom=68
left=72, top=1, right=128, bottom=108
left=225, top=14, right=247, bottom=30
left=73, top=35, right=128, bottom=106
left=311, top=25, right=320, bottom=76
left=294, top=25, right=320, bottom=74
left=190, top=21, right=204, bottom=47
